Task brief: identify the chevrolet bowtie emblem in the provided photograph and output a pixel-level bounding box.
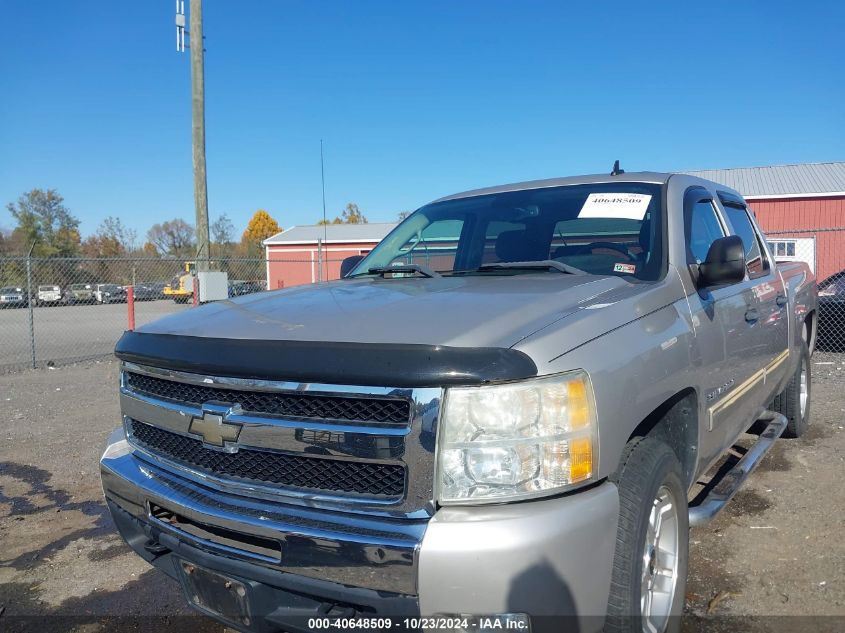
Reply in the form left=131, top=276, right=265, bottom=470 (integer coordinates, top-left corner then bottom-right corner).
left=189, top=404, right=243, bottom=449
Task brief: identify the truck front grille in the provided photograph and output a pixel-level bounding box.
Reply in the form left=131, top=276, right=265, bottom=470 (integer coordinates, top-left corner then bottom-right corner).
left=129, top=419, right=406, bottom=498
left=125, top=371, right=410, bottom=424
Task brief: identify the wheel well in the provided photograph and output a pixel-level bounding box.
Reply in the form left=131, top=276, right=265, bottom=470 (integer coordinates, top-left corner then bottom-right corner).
left=626, top=389, right=698, bottom=489
left=805, top=310, right=816, bottom=355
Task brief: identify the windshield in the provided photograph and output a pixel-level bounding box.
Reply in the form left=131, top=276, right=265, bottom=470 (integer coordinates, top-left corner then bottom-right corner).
left=1, top=287, right=22, bottom=293
left=353, top=182, right=664, bottom=281
left=39, top=285, right=59, bottom=291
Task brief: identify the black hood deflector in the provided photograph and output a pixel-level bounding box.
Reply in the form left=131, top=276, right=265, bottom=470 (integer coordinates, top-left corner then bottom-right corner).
left=114, top=331, right=538, bottom=388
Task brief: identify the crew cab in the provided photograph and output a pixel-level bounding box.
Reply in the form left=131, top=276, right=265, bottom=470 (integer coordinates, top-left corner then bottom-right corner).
left=101, top=171, right=817, bottom=633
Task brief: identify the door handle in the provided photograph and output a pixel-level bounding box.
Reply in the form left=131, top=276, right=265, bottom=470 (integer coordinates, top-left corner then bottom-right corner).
left=776, top=294, right=788, bottom=307
left=745, top=308, right=759, bottom=323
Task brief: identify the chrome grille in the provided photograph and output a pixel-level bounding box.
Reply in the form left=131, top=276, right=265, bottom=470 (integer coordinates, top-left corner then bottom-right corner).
left=125, top=371, right=410, bottom=424
left=129, top=419, right=406, bottom=497
left=119, top=362, right=439, bottom=515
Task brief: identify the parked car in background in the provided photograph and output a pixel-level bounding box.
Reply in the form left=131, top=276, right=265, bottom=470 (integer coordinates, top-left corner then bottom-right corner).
left=36, top=284, right=63, bottom=306
left=818, top=269, right=845, bottom=350
left=94, top=284, right=127, bottom=304
left=0, top=286, right=27, bottom=308
left=133, top=282, right=167, bottom=301
left=228, top=280, right=265, bottom=297
left=64, top=283, right=95, bottom=305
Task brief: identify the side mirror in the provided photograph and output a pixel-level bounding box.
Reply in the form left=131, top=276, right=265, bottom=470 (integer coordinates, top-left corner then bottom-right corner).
left=697, top=235, right=746, bottom=287
left=340, top=255, right=365, bottom=278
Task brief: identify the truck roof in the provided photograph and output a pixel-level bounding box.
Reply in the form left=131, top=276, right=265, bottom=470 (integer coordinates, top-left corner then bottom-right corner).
left=433, top=171, right=743, bottom=204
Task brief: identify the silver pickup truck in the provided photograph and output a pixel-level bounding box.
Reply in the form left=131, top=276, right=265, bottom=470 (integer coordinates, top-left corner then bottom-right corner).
left=101, top=171, right=817, bottom=633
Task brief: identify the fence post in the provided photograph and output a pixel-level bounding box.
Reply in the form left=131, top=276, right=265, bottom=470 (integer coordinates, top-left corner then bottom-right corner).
left=25, top=245, right=36, bottom=369
left=127, top=286, right=135, bottom=331
left=192, top=275, right=200, bottom=307
left=317, top=238, right=323, bottom=283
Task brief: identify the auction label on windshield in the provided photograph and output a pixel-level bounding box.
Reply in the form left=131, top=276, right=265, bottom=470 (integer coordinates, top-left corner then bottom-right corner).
left=579, top=193, right=651, bottom=220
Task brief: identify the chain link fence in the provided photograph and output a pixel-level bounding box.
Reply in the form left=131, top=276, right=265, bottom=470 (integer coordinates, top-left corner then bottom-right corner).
left=1, top=233, right=843, bottom=372
left=0, top=256, right=347, bottom=372
left=765, top=227, right=845, bottom=352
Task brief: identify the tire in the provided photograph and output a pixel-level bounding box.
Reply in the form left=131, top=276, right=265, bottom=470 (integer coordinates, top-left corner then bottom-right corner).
left=606, top=437, right=688, bottom=633
left=771, top=341, right=811, bottom=438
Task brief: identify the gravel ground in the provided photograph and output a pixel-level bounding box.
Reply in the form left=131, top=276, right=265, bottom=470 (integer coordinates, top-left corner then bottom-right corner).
left=0, top=354, right=843, bottom=632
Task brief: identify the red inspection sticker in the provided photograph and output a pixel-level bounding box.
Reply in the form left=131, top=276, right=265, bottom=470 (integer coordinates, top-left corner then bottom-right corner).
left=613, top=263, right=637, bottom=274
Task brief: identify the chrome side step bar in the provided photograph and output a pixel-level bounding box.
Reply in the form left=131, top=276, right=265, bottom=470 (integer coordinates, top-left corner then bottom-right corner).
left=689, top=411, right=788, bottom=527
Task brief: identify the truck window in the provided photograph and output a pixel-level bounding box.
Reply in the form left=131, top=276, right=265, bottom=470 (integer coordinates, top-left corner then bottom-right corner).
left=685, top=199, right=725, bottom=265
left=357, top=182, right=665, bottom=281
left=721, top=204, right=769, bottom=278
left=391, top=219, right=464, bottom=271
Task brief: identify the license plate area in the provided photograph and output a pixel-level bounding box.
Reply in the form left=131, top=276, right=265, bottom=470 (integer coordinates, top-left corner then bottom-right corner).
left=178, top=560, right=252, bottom=628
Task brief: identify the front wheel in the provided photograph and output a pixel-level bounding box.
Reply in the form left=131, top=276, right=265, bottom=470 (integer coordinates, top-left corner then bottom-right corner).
left=606, top=437, right=688, bottom=633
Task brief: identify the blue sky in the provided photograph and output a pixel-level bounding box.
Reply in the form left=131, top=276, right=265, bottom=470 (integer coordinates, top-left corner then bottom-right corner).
left=1, top=1, right=843, bottom=241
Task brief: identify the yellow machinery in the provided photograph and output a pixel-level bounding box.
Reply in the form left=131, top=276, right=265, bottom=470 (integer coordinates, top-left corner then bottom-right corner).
left=163, top=261, right=196, bottom=303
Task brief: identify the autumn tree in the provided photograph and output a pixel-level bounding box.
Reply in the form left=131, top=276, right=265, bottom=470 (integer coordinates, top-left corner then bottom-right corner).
left=146, top=218, right=195, bottom=257
left=317, top=203, right=368, bottom=225
left=6, top=188, right=81, bottom=256
left=81, top=235, right=123, bottom=258
left=241, top=209, right=280, bottom=255
left=142, top=242, right=159, bottom=257
left=98, top=216, right=137, bottom=252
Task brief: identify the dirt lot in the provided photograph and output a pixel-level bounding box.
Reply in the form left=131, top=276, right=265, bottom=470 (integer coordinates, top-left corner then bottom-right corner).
left=1, top=356, right=844, bottom=632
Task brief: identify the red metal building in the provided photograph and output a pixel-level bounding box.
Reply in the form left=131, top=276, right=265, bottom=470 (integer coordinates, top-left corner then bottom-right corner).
left=686, top=162, right=845, bottom=283
left=263, top=223, right=397, bottom=289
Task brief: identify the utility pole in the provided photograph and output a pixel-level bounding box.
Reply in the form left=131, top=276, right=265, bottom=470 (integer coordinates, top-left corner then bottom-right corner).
left=177, top=0, right=210, bottom=271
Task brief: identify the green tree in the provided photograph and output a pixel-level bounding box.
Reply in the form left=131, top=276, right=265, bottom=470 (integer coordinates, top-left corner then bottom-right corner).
left=6, top=188, right=81, bottom=256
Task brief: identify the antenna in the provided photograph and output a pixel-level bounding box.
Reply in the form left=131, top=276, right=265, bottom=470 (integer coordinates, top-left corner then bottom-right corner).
left=175, top=0, right=186, bottom=52
left=611, top=159, right=624, bottom=176
left=321, top=139, right=328, bottom=238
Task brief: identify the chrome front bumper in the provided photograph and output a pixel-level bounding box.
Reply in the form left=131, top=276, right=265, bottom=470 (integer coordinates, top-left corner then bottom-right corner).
left=100, top=429, right=427, bottom=596
left=103, top=429, right=620, bottom=629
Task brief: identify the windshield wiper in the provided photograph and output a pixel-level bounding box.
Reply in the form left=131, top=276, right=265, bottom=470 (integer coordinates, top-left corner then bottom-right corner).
left=366, top=264, right=442, bottom=278
left=473, top=260, right=587, bottom=275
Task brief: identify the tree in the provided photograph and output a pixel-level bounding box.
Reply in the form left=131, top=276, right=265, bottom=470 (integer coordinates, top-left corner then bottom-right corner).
left=211, top=213, right=236, bottom=257
left=6, top=188, right=81, bottom=256
left=397, top=210, right=412, bottom=221
left=241, top=209, right=280, bottom=253
left=317, top=202, right=368, bottom=225
left=81, top=234, right=123, bottom=258
left=142, top=242, right=159, bottom=257
left=340, top=203, right=367, bottom=224
left=146, top=218, right=195, bottom=257
left=97, top=216, right=137, bottom=253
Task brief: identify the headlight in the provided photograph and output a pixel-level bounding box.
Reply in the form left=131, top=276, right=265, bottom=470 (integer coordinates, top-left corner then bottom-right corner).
left=436, top=370, right=596, bottom=504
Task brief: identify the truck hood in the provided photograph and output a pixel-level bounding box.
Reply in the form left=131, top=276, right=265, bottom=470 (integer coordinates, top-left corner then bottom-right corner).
left=138, top=274, right=648, bottom=349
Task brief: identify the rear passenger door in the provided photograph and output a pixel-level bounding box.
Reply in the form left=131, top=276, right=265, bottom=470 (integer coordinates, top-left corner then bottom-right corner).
left=717, top=195, right=790, bottom=407
left=682, top=188, right=759, bottom=462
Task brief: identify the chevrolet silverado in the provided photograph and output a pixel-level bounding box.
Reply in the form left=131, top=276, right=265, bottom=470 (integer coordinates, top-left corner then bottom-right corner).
left=101, top=171, right=817, bottom=633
